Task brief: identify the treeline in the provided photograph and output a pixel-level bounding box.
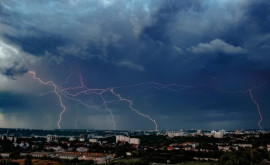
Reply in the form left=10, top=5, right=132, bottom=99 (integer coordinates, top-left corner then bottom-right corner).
left=220, top=148, right=270, bottom=165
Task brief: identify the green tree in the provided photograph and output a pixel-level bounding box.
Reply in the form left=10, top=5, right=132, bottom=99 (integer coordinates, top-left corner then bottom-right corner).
left=220, top=151, right=249, bottom=165
left=249, top=148, right=268, bottom=165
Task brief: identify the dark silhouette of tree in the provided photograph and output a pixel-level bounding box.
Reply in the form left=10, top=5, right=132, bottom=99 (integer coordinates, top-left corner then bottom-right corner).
left=24, top=154, right=32, bottom=165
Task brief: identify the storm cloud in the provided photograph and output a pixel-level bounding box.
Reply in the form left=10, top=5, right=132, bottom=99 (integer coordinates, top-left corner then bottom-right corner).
left=0, top=0, right=270, bottom=130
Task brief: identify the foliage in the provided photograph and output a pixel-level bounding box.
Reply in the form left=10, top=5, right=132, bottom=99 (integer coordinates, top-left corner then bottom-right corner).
left=0, top=160, right=19, bottom=165
left=115, top=143, right=132, bottom=157
left=219, top=148, right=268, bottom=165
left=220, top=151, right=249, bottom=165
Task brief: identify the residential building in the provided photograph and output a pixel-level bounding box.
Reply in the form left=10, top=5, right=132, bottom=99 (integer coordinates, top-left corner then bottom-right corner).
left=47, top=135, right=58, bottom=142
left=116, top=135, right=140, bottom=145
left=166, top=130, right=188, bottom=137
left=31, top=152, right=55, bottom=158
left=129, top=138, right=140, bottom=145
left=89, top=139, right=98, bottom=143
left=76, top=147, right=89, bottom=152
left=57, top=153, right=78, bottom=160
left=69, top=137, right=76, bottom=141
left=0, top=153, right=10, bottom=158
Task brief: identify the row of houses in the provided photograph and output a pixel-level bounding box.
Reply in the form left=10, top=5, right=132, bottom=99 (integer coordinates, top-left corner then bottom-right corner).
left=166, top=129, right=226, bottom=138
left=160, top=142, right=199, bottom=151
left=31, top=152, right=114, bottom=163
left=0, top=152, right=114, bottom=164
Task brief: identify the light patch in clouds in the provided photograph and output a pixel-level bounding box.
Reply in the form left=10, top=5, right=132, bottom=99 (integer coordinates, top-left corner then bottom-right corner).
left=166, top=0, right=247, bottom=48
left=117, top=61, right=145, bottom=72
left=173, top=46, right=183, bottom=54
left=189, top=39, right=247, bottom=54
left=0, top=39, right=38, bottom=76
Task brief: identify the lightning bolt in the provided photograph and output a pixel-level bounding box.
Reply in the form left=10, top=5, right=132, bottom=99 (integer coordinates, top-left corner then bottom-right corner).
left=249, top=89, right=263, bottom=130
left=110, top=88, right=158, bottom=131
left=30, top=70, right=265, bottom=131
left=28, top=71, right=66, bottom=129
left=28, top=71, right=158, bottom=131
left=214, top=83, right=265, bottom=130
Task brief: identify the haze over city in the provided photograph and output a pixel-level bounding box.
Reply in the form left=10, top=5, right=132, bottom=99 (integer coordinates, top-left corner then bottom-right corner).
left=0, top=0, right=270, bottom=130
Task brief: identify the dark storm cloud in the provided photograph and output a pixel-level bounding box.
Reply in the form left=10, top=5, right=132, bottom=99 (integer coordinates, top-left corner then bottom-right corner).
left=4, top=34, right=69, bottom=55
left=246, top=0, right=270, bottom=33
left=3, top=67, right=28, bottom=78
left=0, top=0, right=270, bottom=129
left=0, top=92, right=26, bottom=108
left=0, top=0, right=158, bottom=59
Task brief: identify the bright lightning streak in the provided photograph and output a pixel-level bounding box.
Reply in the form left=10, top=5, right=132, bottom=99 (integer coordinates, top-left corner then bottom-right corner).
left=100, top=94, right=116, bottom=130
left=29, top=71, right=112, bottom=129
left=249, top=89, right=263, bottom=130
left=28, top=71, right=152, bottom=130
left=215, top=83, right=265, bottom=130
left=28, top=71, right=66, bottom=129
left=30, top=70, right=265, bottom=131
left=110, top=88, right=158, bottom=131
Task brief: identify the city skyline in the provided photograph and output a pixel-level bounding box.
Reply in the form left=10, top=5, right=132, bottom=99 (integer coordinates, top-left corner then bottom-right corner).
left=0, top=0, right=270, bottom=130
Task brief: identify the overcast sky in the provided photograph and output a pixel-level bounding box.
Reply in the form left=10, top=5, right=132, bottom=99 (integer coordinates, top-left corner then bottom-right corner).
left=0, top=0, right=270, bottom=130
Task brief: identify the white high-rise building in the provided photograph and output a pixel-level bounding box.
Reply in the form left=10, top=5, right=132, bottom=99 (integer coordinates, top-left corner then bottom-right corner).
left=47, top=135, right=58, bottom=142
left=166, top=130, right=188, bottom=137
left=211, top=130, right=226, bottom=138
left=214, top=131, right=224, bottom=138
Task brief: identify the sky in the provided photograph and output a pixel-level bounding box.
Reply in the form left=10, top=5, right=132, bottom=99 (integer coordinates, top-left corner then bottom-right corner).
left=0, top=0, right=270, bottom=130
